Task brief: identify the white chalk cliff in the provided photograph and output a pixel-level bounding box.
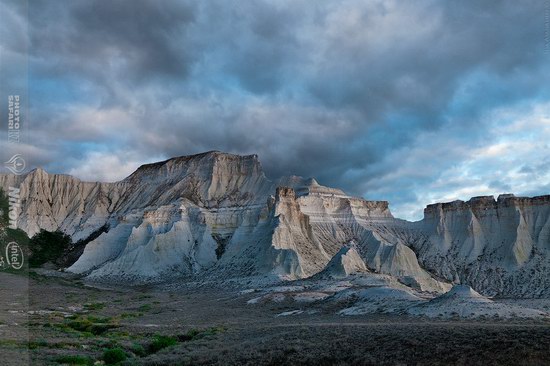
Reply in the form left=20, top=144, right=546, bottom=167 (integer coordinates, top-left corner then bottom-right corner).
left=0, top=151, right=548, bottom=297
left=411, top=195, right=550, bottom=297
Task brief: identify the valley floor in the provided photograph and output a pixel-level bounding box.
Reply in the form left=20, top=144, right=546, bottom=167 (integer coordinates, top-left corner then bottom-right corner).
left=0, top=272, right=549, bottom=366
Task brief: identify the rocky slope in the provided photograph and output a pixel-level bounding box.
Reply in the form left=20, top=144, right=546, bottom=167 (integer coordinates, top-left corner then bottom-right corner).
left=0, top=151, right=548, bottom=298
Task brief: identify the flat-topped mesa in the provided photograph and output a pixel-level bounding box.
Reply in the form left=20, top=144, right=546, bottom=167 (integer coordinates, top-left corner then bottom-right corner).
left=423, top=196, right=499, bottom=217
left=423, top=193, right=550, bottom=219
left=119, top=151, right=272, bottom=208
left=469, top=195, right=498, bottom=207
left=416, top=192, right=550, bottom=297
left=124, top=151, right=264, bottom=183
left=497, top=193, right=550, bottom=207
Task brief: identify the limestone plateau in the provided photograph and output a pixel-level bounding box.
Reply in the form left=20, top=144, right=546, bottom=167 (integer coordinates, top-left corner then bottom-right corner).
left=1, top=151, right=548, bottom=298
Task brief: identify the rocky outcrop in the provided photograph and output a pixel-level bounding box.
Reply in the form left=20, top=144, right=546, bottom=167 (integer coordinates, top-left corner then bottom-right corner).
left=316, top=242, right=367, bottom=279
left=267, top=185, right=448, bottom=291
left=0, top=152, right=548, bottom=297
left=413, top=194, right=550, bottom=297
left=0, top=168, right=129, bottom=240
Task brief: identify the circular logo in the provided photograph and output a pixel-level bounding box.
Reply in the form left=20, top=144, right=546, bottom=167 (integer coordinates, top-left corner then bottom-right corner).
left=5, top=242, right=24, bottom=270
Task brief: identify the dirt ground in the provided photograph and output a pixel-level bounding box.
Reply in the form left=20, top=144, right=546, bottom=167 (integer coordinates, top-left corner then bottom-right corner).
left=0, top=271, right=549, bottom=366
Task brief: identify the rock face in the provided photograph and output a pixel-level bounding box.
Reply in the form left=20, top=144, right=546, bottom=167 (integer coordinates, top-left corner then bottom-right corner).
left=316, top=242, right=368, bottom=279
left=0, top=168, right=128, bottom=241
left=0, top=151, right=548, bottom=297
left=411, top=194, right=550, bottom=297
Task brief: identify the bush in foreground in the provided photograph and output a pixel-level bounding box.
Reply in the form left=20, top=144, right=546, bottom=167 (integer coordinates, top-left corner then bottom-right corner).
left=103, top=347, right=127, bottom=364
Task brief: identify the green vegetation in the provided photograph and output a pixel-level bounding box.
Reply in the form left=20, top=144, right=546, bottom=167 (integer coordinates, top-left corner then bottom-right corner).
left=54, top=355, right=93, bottom=365
left=0, top=187, right=11, bottom=227
left=102, top=347, right=127, bottom=364
left=28, top=339, right=49, bottom=349
left=133, top=327, right=227, bottom=356
left=28, top=339, right=81, bottom=350
left=37, top=314, right=227, bottom=364
left=28, top=229, right=72, bottom=267
left=138, top=303, right=152, bottom=312
left=0, top=189, right=72, bottom=268
left=59, top=315, right=119, bottom=336
left=120, top=312, right=141, bottom=319
left=148, top=335, right=178, bottom=353
left=131, top=343, right=147, bottom=357
left=0, top=339, right=20, bottom=348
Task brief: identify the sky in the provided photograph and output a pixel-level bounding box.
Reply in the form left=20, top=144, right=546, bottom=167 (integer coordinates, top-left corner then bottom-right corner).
left=1, top=0, right=549, bottom=220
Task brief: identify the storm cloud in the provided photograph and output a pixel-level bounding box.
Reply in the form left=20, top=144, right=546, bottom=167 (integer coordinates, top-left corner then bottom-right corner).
left=1, top=0, right=549, bottom=219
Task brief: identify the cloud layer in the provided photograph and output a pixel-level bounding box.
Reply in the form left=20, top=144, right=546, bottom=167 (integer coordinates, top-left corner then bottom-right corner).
left=1, top=0, right=549, bottom=219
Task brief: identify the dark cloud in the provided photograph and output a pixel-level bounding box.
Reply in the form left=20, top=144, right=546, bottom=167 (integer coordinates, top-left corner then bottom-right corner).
left=1, top=0, right=548, bottom=219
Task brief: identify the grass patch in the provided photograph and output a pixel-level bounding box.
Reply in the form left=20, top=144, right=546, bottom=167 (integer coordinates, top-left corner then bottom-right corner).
left=138, top=304, right=152, bottom=312
left=136, top=327, right=226, bottom=356
left=28, top=339, right=49, bottom=349
left=107, top=330, right=129, bottom=337
left=0, top=339, right=20, bottom=348
left=148, top=335, right=178, bottom=353
left=29, top=339, right=81, bottom=350
left=59, top=315, right=118, bottom=336
left=96, top=339, right=119, bottom=350
left=102, top=347, right=127, bottom=364
left=54, top=355, right=93, bottom=365
left=131, top=343, right=147, bottom=357
left=85, top=316, right=111, bottom=323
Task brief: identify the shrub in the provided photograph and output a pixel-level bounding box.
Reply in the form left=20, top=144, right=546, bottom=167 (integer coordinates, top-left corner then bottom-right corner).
left=102, top=347, right=127, bottom=364
left=178, top=328, right=201, bottom=341
left=64, top=315, right=118, bottom=335
left=131, top=343, right=147, bottom=357
left=54, top=355, right=93, bottom=365
left=148, top=335, right=177, bottom=353
left=28, top=229, right=71, bottom=267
